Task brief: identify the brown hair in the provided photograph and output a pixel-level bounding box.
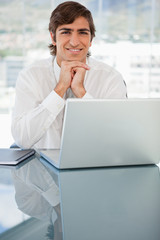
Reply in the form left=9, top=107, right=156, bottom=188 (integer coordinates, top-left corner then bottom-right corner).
left=48, top=1, right=96, bottom=56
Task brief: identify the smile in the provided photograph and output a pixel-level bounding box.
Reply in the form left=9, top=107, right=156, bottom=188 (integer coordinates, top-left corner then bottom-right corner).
left=66, top=48, right=82, bottom=53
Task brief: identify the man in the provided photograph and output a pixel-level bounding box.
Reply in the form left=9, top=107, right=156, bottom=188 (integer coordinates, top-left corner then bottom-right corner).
left=11, top=1, right=127, bottom=149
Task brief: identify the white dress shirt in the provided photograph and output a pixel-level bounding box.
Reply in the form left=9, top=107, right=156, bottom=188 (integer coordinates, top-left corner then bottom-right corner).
left=11, top=56, right=127, bottom=149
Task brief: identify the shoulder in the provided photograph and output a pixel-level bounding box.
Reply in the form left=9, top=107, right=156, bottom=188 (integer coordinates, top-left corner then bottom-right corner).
left=21, top=56, right=54, bottom=76
left=86, top=57, right=127, bottom=98
left=88, top=57, right=119, bottom=74
left=88, top=57, right=123, bottom=80
left=16, top=57, right=54, bottom=88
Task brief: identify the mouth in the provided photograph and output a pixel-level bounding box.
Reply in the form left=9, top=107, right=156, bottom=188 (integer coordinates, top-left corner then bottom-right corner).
left=66, top=48, right=82, bottom=54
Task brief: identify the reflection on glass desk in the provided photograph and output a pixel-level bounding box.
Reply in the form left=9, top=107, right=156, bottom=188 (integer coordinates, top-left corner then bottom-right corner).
left=0, top=156, right=160, bottom=240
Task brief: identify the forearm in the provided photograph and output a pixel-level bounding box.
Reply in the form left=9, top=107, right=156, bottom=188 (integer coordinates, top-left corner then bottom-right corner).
left=12, top=91, right=65, bottom=149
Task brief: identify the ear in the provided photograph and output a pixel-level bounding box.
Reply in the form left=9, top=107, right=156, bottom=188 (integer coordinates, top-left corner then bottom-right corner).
left=90, top=40, right=92, bottom=47
left=50, top=32, right=56, bottom=46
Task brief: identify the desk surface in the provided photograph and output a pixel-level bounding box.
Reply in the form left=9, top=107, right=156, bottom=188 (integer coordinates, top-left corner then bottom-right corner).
left=0, top=155, right=160, bottom=240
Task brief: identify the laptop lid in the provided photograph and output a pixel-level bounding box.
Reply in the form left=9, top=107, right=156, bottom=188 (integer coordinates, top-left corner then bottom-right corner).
left=59, top=98, right=160, bottom=168
left=40, top=99, right=160, bottom=169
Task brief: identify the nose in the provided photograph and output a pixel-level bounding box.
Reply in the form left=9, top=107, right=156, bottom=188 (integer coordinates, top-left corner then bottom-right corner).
left=69, top=33, right=80, bottom=47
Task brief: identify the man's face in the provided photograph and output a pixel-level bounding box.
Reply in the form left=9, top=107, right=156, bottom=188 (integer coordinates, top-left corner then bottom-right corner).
left=50, top=16, right=92, bottom=66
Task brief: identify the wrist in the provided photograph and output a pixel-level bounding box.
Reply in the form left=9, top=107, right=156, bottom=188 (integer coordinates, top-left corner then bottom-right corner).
left=72, top=86, right=86, bottom=98
left=54, top=83, right=68, bottom=98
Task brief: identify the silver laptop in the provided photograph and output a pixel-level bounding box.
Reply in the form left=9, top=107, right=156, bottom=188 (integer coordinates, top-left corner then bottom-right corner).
left=39, top=98, right=160, bottom=169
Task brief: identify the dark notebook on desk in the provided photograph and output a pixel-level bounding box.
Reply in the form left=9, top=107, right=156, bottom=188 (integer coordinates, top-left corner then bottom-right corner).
left=0, top=148, right=35, bottom=166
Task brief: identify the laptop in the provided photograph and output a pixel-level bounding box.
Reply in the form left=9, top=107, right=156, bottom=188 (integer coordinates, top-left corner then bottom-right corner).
left=39, top=98, right=160, bottom=169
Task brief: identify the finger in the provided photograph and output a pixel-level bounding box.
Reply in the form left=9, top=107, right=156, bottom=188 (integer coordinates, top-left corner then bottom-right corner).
left=62, top=60, right=90, bottom=70
left=71, top=69, right=76, bottom=78
left=72, top=67, right=86, bottom=74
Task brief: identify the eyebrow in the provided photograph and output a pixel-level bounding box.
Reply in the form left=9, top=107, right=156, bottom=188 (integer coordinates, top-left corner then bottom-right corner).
left=59, top=28, right=90, bottom=32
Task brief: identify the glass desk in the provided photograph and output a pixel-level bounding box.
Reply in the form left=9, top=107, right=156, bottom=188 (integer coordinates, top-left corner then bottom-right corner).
left=0, top=155, right=160, bottom=240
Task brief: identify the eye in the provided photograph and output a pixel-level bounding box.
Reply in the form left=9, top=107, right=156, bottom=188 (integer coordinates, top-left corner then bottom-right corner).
left=79, top=31, right=89, bottom=35
left=61, top=31, right=71, bottom=35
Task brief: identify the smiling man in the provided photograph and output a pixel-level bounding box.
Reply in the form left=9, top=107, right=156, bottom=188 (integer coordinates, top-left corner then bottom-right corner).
left=51, top=16, right=92, bottom=98
left=12, top=1, right=127, bottom=149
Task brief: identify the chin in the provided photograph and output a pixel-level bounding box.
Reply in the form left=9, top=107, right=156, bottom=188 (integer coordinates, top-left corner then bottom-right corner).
left=68, top=55, right=85, bottom=62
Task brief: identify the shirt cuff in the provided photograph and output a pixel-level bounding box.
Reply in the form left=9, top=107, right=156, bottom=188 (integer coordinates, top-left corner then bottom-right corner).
left=42, top=90, right=65, bottom=114
left=83, top=92, right=93, bottom=99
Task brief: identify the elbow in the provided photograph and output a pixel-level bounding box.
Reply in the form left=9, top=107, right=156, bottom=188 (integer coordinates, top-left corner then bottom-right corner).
left=11, top=121, right=33, bottom=149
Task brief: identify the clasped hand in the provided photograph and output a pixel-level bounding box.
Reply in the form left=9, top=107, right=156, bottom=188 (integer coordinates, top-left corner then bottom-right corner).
left=54, top=61, right=90, bottom=98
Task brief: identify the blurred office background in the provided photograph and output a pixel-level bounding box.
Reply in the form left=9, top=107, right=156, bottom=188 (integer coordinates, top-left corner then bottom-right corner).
left=0, top=0, right=160, bottom=147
